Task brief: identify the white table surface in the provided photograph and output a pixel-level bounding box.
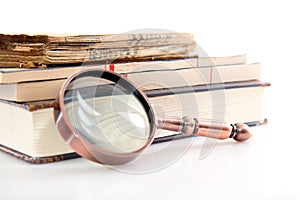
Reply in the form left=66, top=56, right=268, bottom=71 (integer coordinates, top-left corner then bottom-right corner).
left=1, top=0, right=300, bottom=199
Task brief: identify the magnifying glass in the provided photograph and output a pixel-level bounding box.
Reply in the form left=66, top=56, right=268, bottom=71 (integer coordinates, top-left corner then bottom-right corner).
left=54, top=69, right=251, bottom=165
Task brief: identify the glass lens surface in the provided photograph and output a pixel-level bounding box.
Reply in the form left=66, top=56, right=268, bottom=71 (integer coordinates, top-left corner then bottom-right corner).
left=63, top=72, right=151, bottom=154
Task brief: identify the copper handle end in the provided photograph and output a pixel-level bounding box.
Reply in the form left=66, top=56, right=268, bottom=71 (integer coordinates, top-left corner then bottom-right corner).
left=232, top=123, right=252, bottom=142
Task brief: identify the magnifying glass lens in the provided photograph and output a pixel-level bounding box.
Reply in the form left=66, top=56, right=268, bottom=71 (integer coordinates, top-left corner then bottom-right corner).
left=62, top=70, right=153, bottom=157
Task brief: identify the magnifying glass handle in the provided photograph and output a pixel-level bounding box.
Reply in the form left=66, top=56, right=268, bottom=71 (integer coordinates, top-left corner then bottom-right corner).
left=158, top=117, right=252, bottom=142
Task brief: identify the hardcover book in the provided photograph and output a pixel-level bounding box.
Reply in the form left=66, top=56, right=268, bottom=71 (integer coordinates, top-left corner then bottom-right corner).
left=0, top=55, right=259, bottom=102
left=0, top=54, right=246, bottom=83
left=0, top=81, right=269, bottom=164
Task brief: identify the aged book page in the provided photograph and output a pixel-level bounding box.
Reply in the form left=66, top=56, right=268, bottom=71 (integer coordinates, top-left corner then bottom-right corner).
left=0, top=33, right=195, bottom=68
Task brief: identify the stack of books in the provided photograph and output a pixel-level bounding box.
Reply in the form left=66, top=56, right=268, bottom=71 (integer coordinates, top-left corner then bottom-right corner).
left=0, top=33, right=270, bottom=164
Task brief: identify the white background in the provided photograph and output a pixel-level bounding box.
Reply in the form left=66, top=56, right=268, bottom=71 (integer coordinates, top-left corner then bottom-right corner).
left=1, top=0, right=300, bottom=199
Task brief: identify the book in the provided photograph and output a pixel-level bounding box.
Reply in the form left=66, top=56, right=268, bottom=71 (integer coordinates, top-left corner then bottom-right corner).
left=0, top=33, right=195, bottom=68
left=0, top=62, right=260, bottom=102
left=0, top=81, right=269, bottom=164
left=0, top=54, right=246, bottom=84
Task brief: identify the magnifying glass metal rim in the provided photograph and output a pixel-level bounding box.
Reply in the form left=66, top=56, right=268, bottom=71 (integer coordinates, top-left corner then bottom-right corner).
left=54, top=69, right=157, bottom=165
